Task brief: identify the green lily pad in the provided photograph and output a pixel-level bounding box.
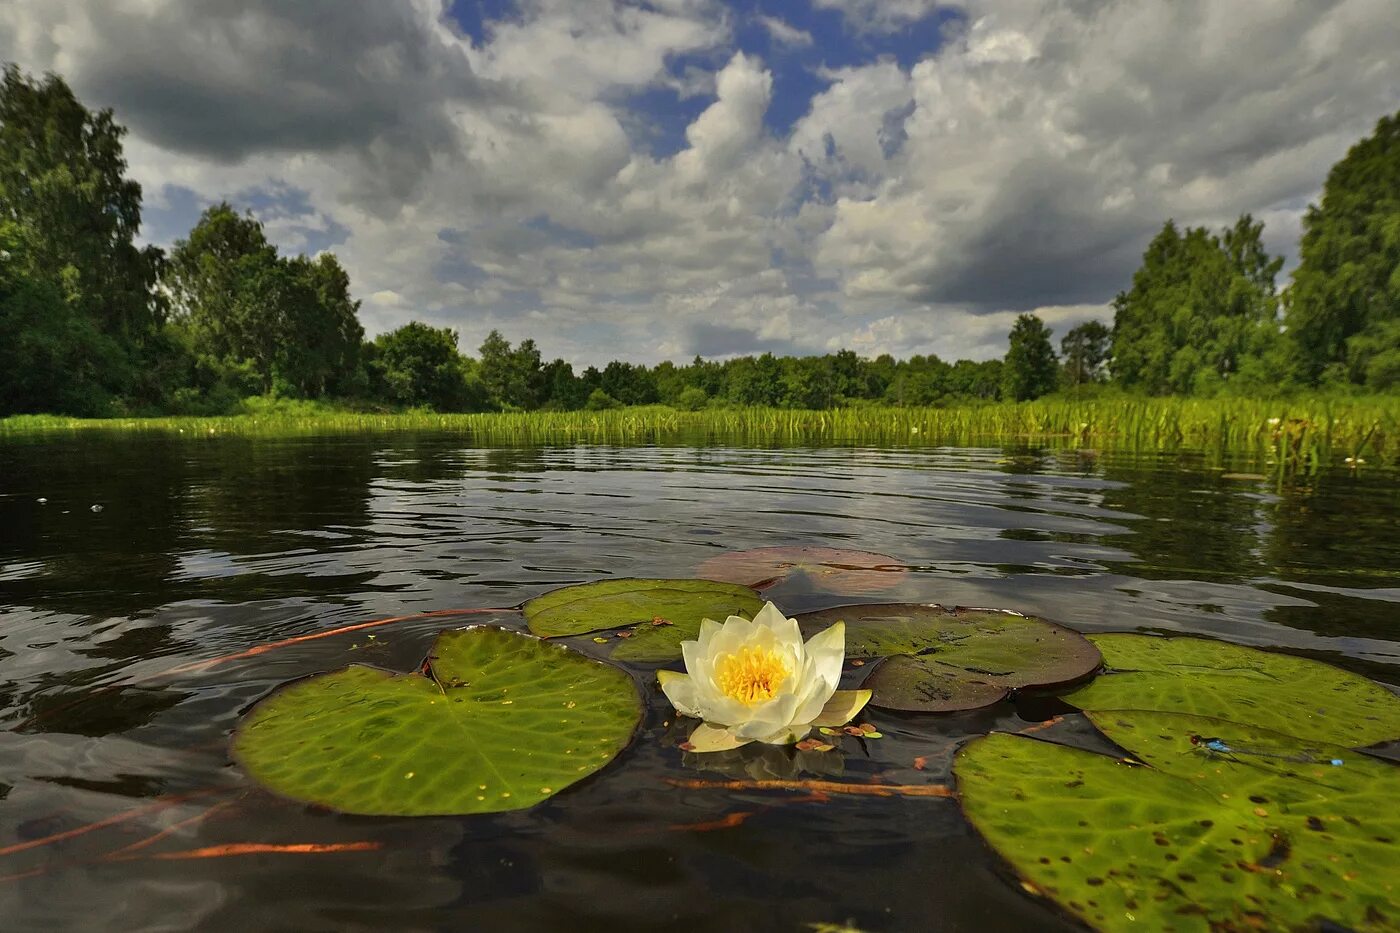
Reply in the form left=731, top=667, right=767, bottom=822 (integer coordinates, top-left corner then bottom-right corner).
left=231, top=626, right=641, bottom=816
left=1063, top=633, right=1400, bottom=747
left=796, top=604, right=1101, bottom=712
left=524, top=578, right=765, bottom=662
left=956, top=712, right=1400, bottom=932
left=696, top=546, right=907, bottom=594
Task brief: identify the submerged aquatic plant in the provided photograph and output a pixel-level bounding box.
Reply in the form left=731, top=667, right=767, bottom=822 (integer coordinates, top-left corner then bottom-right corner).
left=658, top=601, right=871, bottom=752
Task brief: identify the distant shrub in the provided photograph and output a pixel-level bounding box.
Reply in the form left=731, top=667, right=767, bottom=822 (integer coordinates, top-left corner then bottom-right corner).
left=674, top=386, right=708, bottom=411
left=584, top=388, right=622, bottom=410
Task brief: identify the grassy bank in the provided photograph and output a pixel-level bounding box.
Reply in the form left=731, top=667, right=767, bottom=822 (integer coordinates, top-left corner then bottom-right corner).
left=3, top=396, right=1397, bottom=468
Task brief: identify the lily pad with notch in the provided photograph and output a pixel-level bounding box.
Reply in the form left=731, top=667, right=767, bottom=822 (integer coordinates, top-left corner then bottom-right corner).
left=1063, top=633, right=1400, bottom=747
left=795, top=604, right=1102, bottom=712
left=955, top=709, right=1400, bottom=932
left=696, top=546, right=908, bottom=594
left=231, top=626, right=642, bottom=816
left=524, top=578, right=765, bottom=663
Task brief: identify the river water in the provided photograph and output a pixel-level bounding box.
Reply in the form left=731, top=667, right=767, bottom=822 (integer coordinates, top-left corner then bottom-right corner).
left=1, top=435, right=1397, bottom=931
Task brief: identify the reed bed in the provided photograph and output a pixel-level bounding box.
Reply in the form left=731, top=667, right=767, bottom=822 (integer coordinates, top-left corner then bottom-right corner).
left=3, top=396, right=1397, bottom=469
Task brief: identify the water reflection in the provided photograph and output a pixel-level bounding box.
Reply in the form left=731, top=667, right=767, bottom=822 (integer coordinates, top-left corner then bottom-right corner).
left=0, top=435, right=1395, bottom=930
left=1099, top=452, right=1272, bottom=584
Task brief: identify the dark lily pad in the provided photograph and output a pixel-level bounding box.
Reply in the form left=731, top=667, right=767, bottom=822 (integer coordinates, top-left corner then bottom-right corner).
left=524, top=578, right=765, bottom=662
left=231, top=626, right=641, bottom=816
left=696, top=546, right=907, bottom=594
left=796, top=604, right=1101, bottom=712
left=1064, top=633, right=1400, bottom=747
left=861, top=657, right=1010, bottom=712
left=956, top=711, right=1400, bottom=933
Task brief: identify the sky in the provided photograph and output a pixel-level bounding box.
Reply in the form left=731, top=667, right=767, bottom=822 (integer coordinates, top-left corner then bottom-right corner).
left=2, top=0, right=1398, bottom=367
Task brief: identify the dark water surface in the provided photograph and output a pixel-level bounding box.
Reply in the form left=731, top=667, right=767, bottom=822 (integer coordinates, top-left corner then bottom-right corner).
left=1, top=435, right=1397, bottom=932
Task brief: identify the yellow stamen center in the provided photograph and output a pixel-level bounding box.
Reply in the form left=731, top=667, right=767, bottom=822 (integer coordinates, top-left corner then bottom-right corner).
left=715, top=645, right=789, bottom=705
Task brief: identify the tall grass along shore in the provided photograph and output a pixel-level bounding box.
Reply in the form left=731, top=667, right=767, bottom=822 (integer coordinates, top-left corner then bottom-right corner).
left=3, top=396, right=1396, bottom=471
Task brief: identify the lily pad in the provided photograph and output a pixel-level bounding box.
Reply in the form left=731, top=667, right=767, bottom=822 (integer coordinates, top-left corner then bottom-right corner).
left=956, top=712, right=1400, bottom=932
left=862, top=656, right=1018, bottom=712
left=796, top=604, right=1101, bottom=712
left=231, top=626, right=641, bottom=816
left=524, top=578, right=764, bottom=662
left=696, top=546, right=907, bottom=594
left=1063, top=633, right=1400, bottom=747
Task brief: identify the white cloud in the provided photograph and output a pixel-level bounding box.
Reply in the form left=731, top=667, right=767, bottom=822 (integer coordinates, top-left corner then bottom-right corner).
left=2, top=0, right=1397, bottom=366
left=756, top=15, right=814, bottom=47
left=800, top=0, right=1400, bottom=310
left=465, top=0, right=725, bottom=99
left=837, top=304, right=1112, bottom=361
left=812, top=0, right=950, bottom=34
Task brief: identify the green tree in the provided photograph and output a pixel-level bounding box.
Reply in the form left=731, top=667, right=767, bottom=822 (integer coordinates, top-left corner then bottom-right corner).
left=584, top=387, right=622, bottom=410
left=1111, top=217, right=1284, bottom=394
left=167, top=204, right=362, bottom=396
left=727, top=352, right=784, bottom=406
left=783, top=356, right=837, bottom=408
left=686, top=355, right=726, bottom=398
left=0, top=222, right=127, bottom=414
left=1060, top=321, right=1111, bottom=387
left=292, top=253, right=364, bottom=396
left=1284, top=111, right=1400, bottom=387
left=370, top=321, right=478, bottom=410
left=167, top=204, right=281, bottom=393
left=673, top=386, right=709, bottom=410
left=1002, top=314, right=1059, bottom=401
left=829, top=349, right=868, bottom=400
left=541, top=358, right=586, bottom=410
left=477, top=330, right=545, bottom=409
left=0, top=65, right=164, bottom=409
left=600, top=361, right=658, bottom=406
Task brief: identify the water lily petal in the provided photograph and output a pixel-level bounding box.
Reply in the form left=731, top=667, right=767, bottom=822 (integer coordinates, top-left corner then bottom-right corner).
left=706, top=616, right=761, bottom=663
left=802, top=621, right=845, bottom=688
left=790, top=671, right=837, bottom=725
left=811, top=689, right=873, bottom=727
left=751, top=723, right=811, bottom=745
left=685, top=723, right=752, bottom=753
left=679, top=644, right=722, bottom=716
left=657, top=670, right=704, bottom=719
left=694, top=617, right=723, bottom=654
left=729, top=692, right=802, bottom=741
left=753, top=601, right=802, bottom=646
left=681, top=637, right=711, bottom=685
left=700, top=693, right=756, bottom=727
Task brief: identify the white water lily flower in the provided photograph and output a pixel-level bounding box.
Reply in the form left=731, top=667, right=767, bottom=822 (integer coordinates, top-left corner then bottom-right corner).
left=658, top=602, right=871, bottom=753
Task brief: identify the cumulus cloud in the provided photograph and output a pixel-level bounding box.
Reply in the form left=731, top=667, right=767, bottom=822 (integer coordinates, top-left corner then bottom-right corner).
left=802, top=0, right=1400, bottom=311
left=2, top=0, right=1397, bottom=365
left=0, top=0, right=492, bottom=209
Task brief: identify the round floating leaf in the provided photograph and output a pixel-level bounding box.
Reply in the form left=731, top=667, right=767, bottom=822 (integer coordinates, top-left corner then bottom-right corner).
left=796, top=604, right=1101, bottom=712
left=861, top=656, right=1013, bottom=712
left=232, top=626, right=641, bottom=816
left=1087, top=709, right=1352, bottom=798
left=956, top=713, right=1400, bottom=933
left=524, top=578, right=764, bottom=662
left=696, top=546, right=907, bottom=594
left=1063, top=633, right=1400, bottom=747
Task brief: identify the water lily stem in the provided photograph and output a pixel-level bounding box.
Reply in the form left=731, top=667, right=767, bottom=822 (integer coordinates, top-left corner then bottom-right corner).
left=14, top=607, right=519, bottom=731
left=157, top=607, right=519, bottom=677
left=0, top=788, right=226, bottom=859
left=663, top=778, right=955, bottom=798
left=100, top=799, right=238, bottom=859
left=142, top=841, right=382, bottom=859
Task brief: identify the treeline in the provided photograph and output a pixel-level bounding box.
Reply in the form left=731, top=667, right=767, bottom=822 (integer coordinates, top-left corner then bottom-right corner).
left=1, top=65, right=1396, bottom=418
